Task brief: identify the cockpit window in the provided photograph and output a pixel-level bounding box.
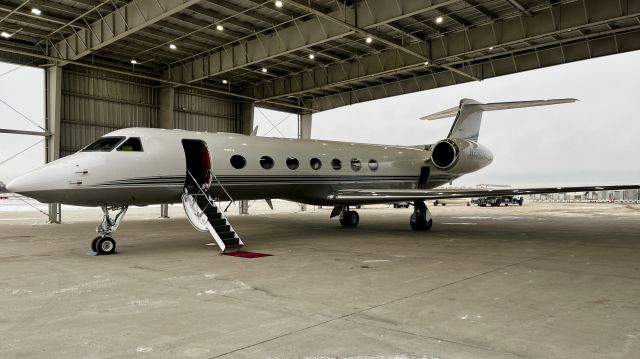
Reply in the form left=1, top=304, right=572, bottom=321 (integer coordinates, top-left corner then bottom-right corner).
left=82, top=137, right=125, bottom=152
left=117, top=137, right=143, bottom=152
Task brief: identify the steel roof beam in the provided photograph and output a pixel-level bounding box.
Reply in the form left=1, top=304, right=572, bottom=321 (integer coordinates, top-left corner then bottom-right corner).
left=168, top=0, right=465, bottom=84
left=252, top=0, right=639, bottom=104
left=504, top=0, right=533, bottom=16
left=50, top=0, right=204, bottom=62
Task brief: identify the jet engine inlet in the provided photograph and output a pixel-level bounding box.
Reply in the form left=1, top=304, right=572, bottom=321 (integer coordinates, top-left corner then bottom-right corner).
left=431, top=140, right=459, bottom=170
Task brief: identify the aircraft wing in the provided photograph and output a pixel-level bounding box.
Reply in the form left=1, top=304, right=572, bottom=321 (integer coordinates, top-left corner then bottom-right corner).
left=328, top=185, right=640, bottom=203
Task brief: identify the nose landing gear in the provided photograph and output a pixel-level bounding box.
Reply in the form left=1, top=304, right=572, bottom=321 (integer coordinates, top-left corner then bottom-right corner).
left=89, top=205, right=128, bottom=256
left=410, top=200, right=433, bottom=231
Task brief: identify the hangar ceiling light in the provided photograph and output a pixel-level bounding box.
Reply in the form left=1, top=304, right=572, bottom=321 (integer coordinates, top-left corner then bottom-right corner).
left=222, top=79, right=228, bottom=84
left=130, top=59, right=138, bottom=65
left=261, top=68, right=268, bottom=73
left=275, top=1, right=283, bottom=8
left=308, top=54, right=315, bottom=60
left=435, top=16, right=443, bottom=24
left=169, top=44, right=177, bottom=50
left=0, top=32, right=11, bottom=39
left=216, top=24, right=224, bottom=31
left=365, top=36, right=372, bottom=44
left=30, top=8, right=41, bottom=16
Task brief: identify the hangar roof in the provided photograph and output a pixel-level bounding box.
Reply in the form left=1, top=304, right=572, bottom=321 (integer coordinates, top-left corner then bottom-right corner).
left=0, top=0, right=638, bottom=113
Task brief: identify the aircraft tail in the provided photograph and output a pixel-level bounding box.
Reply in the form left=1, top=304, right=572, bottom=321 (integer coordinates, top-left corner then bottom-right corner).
left=420, top=98, right=577, bottom=142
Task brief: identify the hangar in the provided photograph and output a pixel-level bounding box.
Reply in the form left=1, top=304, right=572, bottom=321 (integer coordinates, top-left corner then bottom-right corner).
left=1, top=0, right=639, bottom=221
left=1, top=1, right=639, bottom=358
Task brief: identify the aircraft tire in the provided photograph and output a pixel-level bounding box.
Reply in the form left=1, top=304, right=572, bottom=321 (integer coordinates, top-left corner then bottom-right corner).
left=91, top=236, right=101, bottom=252
left=347, top=211, right=359, bottom=227
left=96, top=237, right=116, bottom=255
left=410, top=213, right=432, bottom=231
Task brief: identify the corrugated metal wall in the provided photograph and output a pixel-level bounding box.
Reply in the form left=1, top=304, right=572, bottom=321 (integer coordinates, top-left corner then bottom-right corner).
left=59, top=66, right=241, bottom=157
left=60, top=65, right=158, bottom=157
left=174, top=88, right=239, bottom=133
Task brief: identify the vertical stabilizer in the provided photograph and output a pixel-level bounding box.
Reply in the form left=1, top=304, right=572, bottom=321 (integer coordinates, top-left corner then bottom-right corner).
left=420, top=98, right=578, bottom=142
left=447, top=99, right=483, bottom=141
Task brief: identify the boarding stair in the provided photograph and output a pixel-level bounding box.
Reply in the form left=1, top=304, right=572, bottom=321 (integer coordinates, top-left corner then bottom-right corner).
left=182, top=170, right=244, bottom=253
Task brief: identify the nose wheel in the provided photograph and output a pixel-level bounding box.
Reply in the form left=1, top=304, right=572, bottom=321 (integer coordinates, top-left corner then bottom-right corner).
left=91, top=236, right=117, bottom=255
left=88, top=205, right=127, bottom=256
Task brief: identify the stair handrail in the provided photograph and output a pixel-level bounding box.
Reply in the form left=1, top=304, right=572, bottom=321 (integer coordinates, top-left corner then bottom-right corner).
left=186, top=170, right=216, bottom=210
left=186, top=169, right=233, bottom=213
left=208, top=169, right=235, bottom=205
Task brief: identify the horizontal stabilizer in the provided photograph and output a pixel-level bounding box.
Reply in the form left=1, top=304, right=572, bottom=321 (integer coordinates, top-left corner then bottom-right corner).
left=420, top=98, right=578, bottom=121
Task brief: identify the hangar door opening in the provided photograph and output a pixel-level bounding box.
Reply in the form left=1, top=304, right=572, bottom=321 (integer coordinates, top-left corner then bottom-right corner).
left=0, top=61, right=45, bottom=185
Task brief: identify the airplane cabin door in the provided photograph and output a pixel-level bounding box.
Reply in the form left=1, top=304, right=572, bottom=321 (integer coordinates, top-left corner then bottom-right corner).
left=181, top=139, right=212, bottom=191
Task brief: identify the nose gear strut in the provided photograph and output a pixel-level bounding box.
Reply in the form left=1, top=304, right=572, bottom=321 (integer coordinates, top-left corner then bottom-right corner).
left=88, top=205, right=128, bottom=256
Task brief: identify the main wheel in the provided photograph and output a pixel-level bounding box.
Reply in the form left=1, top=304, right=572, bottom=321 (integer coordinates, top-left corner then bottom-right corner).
left=91, top=236, right=102, bottom=252
left=410, top=213, right=433, bottom=231
left=341, top=211, right=359, bottom=227
left=96, top=236, right=116, bottom=255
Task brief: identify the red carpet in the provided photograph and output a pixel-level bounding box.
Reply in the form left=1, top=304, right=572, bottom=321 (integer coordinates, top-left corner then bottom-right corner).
left=224, top=251, right=273, bottom=258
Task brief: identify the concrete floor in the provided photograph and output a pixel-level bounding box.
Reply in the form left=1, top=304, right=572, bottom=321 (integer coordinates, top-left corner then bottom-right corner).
left=1, top=203, right=639, bottom=359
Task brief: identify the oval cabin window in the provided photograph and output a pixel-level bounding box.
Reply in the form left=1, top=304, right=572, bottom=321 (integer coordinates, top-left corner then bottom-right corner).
left=260, top=156, right=274, bottom=169
left=331, top=159, right=342, bottom=170
left=368, top=159, right=379, bottom=171
left=310, top=158, right=322, bottom=170
left=230, top=155, right=246, bottom=169
left=350, top=158, right=362, bottom=171
left=286, top=157, right=299, bottom=170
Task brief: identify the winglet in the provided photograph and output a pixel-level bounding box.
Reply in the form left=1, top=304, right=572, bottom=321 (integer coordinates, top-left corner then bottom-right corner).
left=250, top=126, right=259, bottom=136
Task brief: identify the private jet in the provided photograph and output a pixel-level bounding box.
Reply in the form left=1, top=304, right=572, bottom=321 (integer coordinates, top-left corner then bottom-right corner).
left=6, top=98, right=638, bottom=255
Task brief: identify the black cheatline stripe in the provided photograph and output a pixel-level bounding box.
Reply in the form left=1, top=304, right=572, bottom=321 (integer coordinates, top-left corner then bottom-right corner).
left=92, top=179, right=417, bottom=187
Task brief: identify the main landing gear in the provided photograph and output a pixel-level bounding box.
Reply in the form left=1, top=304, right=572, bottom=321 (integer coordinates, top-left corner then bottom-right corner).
left=410, top=200, right=433, bottom=231
left=90, top=205, right=128, bottom=255
left=340, top=206, right=360, bottom=227
left=330, top=206, right=360, bottom=227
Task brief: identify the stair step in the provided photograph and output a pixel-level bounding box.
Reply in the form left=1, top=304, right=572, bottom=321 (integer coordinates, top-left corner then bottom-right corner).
left=206, top=212, right=222, bottom=220
left=203, top=206, right=218, bottom=214
left=197, top=198, right=212, bottom=207
left=218, top=231, right=236, bottom=240
left=213, top=224, right=230, bottom=232
left=209, top=218, right=226, bottom=227
left=222, top=237, right=241, bottom=247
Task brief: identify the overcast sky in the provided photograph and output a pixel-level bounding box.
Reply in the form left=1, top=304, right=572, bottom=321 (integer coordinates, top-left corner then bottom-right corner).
left=0, top=62, right=45, bottom=183
left=257, top=50, right=640, bottom=186
left=2, top=50, right=639, bottom=186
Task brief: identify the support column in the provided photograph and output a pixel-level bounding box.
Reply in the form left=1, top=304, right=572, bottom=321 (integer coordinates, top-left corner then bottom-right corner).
left=160, top=204, right=169, bottom=218
left=158, top=86, right=175, bottom=218
left=299, top=113, right=312, bottom=212
left=238, top=101, right=254, bottom=215
left=46, top=66, right=62, bottom=224
left=158, top=86, right=175, bottom=129
left=299, top=113, right=312, bottom=140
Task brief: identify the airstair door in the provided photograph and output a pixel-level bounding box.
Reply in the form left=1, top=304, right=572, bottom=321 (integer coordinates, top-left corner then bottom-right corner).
left=181, top=139, right=211, bottom=191
left=180, top=139, right=244, bottom=253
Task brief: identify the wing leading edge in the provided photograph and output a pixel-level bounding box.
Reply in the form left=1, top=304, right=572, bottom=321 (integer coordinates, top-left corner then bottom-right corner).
left=328, top=185, right=640, bottom=203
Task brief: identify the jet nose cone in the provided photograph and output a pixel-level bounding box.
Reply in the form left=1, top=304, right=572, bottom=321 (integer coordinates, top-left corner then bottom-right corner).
left=6, top=177, right=25, bottom=194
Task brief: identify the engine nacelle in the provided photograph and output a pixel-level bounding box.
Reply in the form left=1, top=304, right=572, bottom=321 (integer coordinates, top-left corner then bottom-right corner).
left=430, top=138, right=493, bottom=174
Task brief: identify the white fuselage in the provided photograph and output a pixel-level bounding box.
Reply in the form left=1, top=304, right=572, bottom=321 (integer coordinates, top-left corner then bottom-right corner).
left=7, top=128, right=480, bottom=206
